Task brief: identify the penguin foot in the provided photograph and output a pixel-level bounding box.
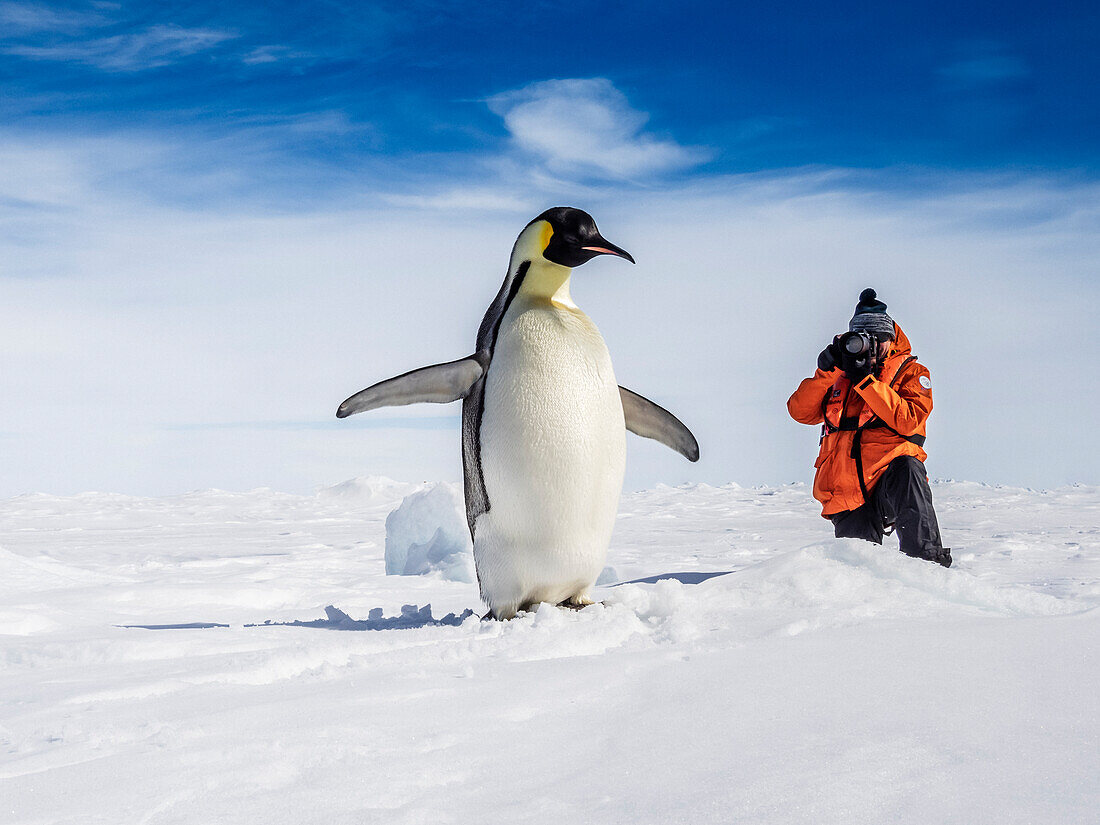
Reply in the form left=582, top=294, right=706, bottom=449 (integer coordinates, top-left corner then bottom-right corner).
left=558, top=602, right=590, bottom=612
left=484, top=598, right=603, bottom=620
left=482, top=603, right=532, bottom=620
left=557, top=598, right=603, bottom=612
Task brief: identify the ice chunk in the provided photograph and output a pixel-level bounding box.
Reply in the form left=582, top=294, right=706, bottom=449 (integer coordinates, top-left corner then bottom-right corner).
left=384, top=483, right=474, bottom=582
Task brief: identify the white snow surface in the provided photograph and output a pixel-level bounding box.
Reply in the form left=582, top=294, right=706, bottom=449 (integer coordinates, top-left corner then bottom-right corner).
left=1, top=478, right=1097, bottom=824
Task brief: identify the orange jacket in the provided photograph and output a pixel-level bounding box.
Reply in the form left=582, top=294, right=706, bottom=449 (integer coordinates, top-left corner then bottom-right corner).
left=787, top=324, right=932, bottom=517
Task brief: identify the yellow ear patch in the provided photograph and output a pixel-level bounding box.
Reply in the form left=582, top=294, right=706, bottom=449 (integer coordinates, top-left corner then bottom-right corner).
left=539, top=221, right=554, bottom=251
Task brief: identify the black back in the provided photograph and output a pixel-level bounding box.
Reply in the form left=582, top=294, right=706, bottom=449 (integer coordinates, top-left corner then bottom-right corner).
left=461, top=260, right=531, bottom=537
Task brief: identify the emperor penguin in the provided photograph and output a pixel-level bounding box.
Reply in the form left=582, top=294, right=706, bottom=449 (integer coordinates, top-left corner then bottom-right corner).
left=337, top=207, right=699, bottom=619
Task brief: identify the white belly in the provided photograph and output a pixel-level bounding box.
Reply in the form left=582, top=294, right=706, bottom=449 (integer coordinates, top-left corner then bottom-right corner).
left=475, top=297, right=626, bottom=618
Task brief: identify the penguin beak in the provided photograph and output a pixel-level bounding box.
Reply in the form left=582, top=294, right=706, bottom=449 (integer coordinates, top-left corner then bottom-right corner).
left=581, top=238, right=635, bottom=264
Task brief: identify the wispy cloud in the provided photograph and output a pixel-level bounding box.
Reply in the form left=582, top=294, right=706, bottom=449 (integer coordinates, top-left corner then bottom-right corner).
left=4, top=23, right=237, bottom=71
left=381, top=188, right=532, bottom=212
left=0, top=1, right=106, bottom=34
left=241, top=44, right=312, bottom=66
left=487, top=78, right=711, bottom=181
left=939, top=41, right=1030, bottom=90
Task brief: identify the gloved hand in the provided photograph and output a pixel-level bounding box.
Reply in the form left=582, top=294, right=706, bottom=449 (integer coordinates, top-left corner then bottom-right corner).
left=847, top=363, right=871, bottom=382
left=817, top=339, right=841, bottom=373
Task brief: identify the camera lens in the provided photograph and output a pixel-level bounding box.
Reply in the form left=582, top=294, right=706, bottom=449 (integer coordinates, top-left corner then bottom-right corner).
left=842, top=333, right=869, bottom=355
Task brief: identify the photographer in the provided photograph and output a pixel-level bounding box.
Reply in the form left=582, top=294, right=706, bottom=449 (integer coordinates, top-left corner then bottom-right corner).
left=787, top=288, right=951, bottom=567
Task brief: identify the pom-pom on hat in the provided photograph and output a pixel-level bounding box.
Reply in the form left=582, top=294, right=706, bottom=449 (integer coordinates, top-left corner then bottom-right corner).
left=849, top=288, right=896, bottom=340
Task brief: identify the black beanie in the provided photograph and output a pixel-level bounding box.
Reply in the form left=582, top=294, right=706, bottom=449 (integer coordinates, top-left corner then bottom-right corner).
left=849, top=288, right=895, bottom=340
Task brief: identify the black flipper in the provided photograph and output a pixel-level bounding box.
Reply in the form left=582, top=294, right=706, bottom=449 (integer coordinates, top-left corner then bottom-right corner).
left=337, top=356, right=485, bottom=418
left=619, top=386, right=700, bottom=462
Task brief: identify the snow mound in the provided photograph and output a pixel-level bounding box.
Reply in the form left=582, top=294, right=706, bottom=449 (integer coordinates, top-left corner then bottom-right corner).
left=715, top=540, right=1087, bottom=623
left=0, top=545, right=116, bottom=593
left=317, top=476, right=420, bottom=505
left=384, top=483, right=474, bottom=582
left=604, top=578, right=700, bottom=644
left=605, top=539, right=1090, bottom=647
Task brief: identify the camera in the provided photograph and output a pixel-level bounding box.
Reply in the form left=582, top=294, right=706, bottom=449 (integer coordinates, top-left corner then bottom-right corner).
left=836, top=330, right=882, bottom=375
left=839, top=331, right=875, bottom=357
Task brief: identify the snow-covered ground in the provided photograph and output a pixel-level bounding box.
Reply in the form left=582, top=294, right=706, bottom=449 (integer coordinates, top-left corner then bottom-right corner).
left=2, top=479, right=1098, bottom=824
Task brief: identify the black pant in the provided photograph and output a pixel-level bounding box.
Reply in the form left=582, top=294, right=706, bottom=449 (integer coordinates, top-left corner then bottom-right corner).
left=830, top=456, right=950, bottom=566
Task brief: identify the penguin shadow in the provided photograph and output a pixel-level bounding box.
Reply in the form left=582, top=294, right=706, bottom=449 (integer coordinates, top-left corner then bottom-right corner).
left=609, top=571, right=734, bottom=587
left=249, top=604, right=476, bottom=630
left=120, top=577, right=733, bottom=631
left=121, top=604, right=477, bottom=632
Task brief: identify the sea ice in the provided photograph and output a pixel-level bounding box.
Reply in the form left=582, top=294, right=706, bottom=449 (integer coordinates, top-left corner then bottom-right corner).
left=1, top=480, right=1097, bottom=824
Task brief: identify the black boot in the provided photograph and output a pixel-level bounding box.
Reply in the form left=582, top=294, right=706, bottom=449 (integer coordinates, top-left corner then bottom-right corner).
left=901, top=545, right=951, bottom=567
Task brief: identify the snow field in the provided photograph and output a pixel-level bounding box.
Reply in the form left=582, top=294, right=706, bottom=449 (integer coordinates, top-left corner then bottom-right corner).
left=1, top=479, right=1098, bottom=823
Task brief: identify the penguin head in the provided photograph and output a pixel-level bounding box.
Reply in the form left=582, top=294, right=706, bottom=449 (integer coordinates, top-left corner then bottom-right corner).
left=527, top=207, right=635, bottom=268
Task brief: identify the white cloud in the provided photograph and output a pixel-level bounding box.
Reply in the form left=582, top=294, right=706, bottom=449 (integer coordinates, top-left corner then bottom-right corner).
left=0, top=1, right=105, bottom=34
left=4, top=23, right=236, bottom=71
left=487, top=78, right=710, bottom=181
left=2, top=129, right=1098, bottom=496
left=381, top=188, right=531, bottom=212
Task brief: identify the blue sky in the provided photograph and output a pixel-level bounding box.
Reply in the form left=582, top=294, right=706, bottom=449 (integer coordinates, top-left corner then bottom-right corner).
left=3, top=1, right=1098, bottom=192
left=1, top=1, right=1098, bottom=495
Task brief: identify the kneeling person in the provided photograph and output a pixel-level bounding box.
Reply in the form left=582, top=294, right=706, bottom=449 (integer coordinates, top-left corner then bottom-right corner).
left=788, top=288, right=951, bottom=568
